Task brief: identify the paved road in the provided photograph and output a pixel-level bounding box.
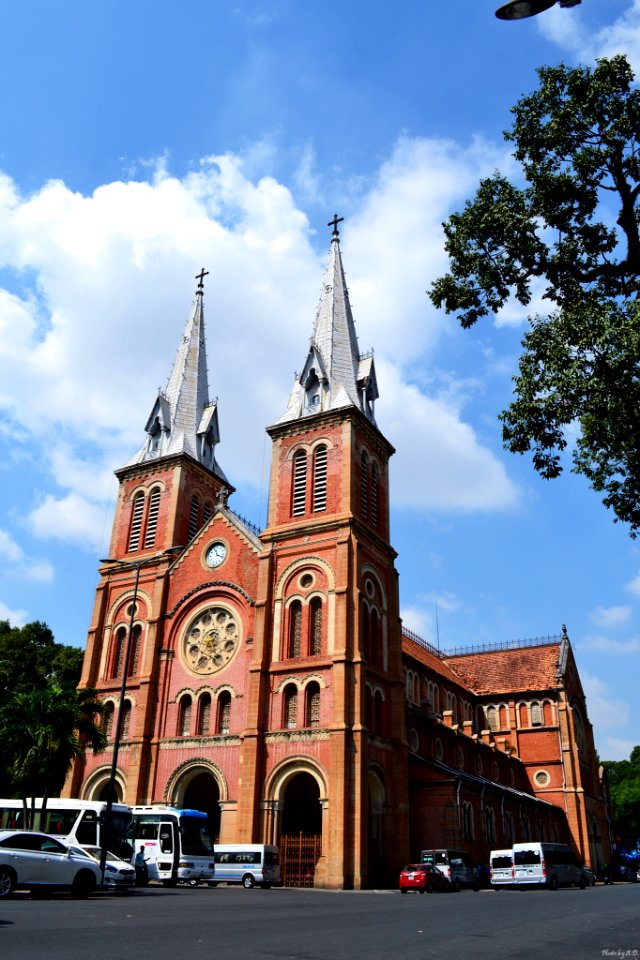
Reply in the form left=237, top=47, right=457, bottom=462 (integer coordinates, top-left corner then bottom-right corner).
left=1, top=882, right=638, bottom=960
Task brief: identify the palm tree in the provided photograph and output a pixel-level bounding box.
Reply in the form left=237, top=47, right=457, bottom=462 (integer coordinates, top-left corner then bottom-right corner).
left=0, top=686, right=106, bottom=828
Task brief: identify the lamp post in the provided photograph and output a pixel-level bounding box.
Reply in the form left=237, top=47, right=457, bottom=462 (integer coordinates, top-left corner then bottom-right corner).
left=98, top=545, right=183, bottom=881
left=495, top=0, right=580, bottom=19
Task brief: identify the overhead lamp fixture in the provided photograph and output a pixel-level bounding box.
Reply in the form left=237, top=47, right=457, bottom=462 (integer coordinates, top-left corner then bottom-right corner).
left=496, top=0, right=580, bottom=20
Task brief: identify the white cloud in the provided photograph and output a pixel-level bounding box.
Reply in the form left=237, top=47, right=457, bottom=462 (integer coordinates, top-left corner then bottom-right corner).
left=582, top=634, right=640, bottom=655
left=0, top=528, right=53, bottom=583
left=598, top=737, right=638, bottom=762
left=0, top=529, right=23, bottom=563
left=626, top=570, right=640, bottom=596
left=0, top=600, right=28, bottom=626
left=401, top=606, right=436, bottom=645
left=582, top=672, right=631, bottom=731
left=588, top=604, right=632, bottom=628
left=539, top=1, right=640, bottom=72
left=0, top=138, right=521, bottom=550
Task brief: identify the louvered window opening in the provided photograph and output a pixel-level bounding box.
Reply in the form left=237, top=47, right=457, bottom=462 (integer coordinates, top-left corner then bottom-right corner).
left=292, top=452, right=307, bottom=516
left=112, top=627, right=126, bottom=679
left=310, top=599, right=322, bottom=655
left=202, top=501, right=213, bottom=525
left=179, top=698, right=192, bottom=736
left=198, top=694, right=211, bottom=735
left=370, top=463, right=378, bottom=526
left=128, top=625, right=141, bottom=676
left=306, top=685, right=320, bottom=727
left=289, top=602, right=302, bottom=658
left=144, top=488, right=161, bottom=547
left=360, top=452, right=369, bottom=516
left=188, top=495, right=201, bottom=541
left=218, top=693, right=231, bottom=734
left=128, top=493, right=145, bottom=551
left=285, top=687, right=298, bottom=728
left=312, top=446, right=327, bottom=512
left=121, top=701, right=132, bottom=740
left=103, top=704, right=114, bottom=740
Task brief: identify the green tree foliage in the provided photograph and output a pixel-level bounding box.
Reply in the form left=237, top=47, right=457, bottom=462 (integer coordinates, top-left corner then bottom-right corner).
left=0, top=620, right=93, bottom=803
left=429, top=55, right=640, bottom=535
left=0, top=687, right=105, bottom=826
left=602, top=746, right=640, bottom=853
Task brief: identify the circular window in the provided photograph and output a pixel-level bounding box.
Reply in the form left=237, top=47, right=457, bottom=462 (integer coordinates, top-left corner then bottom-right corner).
left=456, top=747, right=465, bottom=770
left=534, top=770, right=550, bottom=787
left=434, top=738, right=443, bottom=761
left=365, top=578, right=375, bottom=598
left=182, top=605, right=240, bottom=675
left=126, top=602, right=138, bottom=618
left=410, top=728, right=420, bottom=752
left=299, top=572, right=314, bottom=590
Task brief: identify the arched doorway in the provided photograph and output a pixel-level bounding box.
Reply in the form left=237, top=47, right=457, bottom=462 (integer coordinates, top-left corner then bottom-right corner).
left=170, top=766, right=223, bottom=841
left=279, top=771, right=322, bottom=887
left=368, top=769, right=387, bottom=887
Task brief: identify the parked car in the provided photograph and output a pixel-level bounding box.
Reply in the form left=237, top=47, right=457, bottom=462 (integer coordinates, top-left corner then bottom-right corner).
left=581, top=866, right=597, bottom=887
left=69, top=844, right=136, bottom=891
left=0, top=830, right=102, bottom=899
left=399, top=863, right=453, bottom=894
left=420, top=849, right=479, bottom=891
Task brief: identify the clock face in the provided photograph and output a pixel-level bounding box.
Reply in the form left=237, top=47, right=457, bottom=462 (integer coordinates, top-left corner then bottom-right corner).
left=205, top=541, right=227, bottom=568
left=184, top=606, right=239, bottom=675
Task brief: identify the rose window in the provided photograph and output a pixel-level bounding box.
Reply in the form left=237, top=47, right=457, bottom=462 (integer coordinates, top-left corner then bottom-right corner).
left=183, top=606, right=240, bottom=675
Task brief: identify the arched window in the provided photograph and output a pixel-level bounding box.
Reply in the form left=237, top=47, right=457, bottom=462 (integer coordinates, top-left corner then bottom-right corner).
left=518, top=703, right=528, bottom=727
left=370, top=462, right=379, bottom=526
left=312, top=445, right=327, bottom=512
left=288, top=601, right=302, bottom=658
left=499, top=704, right=508, bottom=729
left=543, top=700, right=555, bottom=726
left=504, top=811, right=514, bottom=846
left=217, top=691, right=231, bottom=734
left=120, top=700, right=132, bottom=740
left=305, top=682, right=321, bottom=727
left=284, top=685, right=298, bottom=729
left=309, top=597, right=323, bottom=655
left=365, top=686, right=373, bottom=730
left=144, top=488, right=161, bottom=548
left=178, top=696, right=192, bottom=737
left=531, top=701, right=543, bottom=726
left=128, top=492, right=145, bottom=552
left=102, top=702, right=115, bottom=740
left=361, top=599, right=371, bottom=661
left=374, top=689, right=384, bottom=736
left=486, top=705, right=498, bottom=731
left=432, top=684, right=440, bottom=714
left=370, top=608, right=382, bottom=667
left=463, top=801, right=474, bottom=842
left=360, top=451, right=369, bottom=517
left=128, top=624, right=142, bottom=676
left=521, top=815, right=531, bottom=842
left=110, top=626, right=127, bottom=680
left=188, top=494, right=201, bottom=541
left=485, top=806, right=496, bottom=843
left=292, top=450, right=307, bottom=516
left=197, top=693, right=211, bottom=735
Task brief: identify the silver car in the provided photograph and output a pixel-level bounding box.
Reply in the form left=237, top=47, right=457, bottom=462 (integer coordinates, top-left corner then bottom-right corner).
left=70, top=844, right=136, bottom=891
left=0, top=830, right=102, bottom=898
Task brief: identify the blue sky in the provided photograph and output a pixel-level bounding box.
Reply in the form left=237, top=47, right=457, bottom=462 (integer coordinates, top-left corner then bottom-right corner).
left=1, top=0, right=639, bottom=760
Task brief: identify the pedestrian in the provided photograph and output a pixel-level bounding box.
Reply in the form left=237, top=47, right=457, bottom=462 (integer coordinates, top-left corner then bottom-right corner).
left=135, top=844, right=148, bottom=886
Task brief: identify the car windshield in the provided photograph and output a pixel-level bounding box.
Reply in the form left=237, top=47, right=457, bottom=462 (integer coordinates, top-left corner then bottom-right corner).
left=403, top=865, right=425, bottom=871
left=70, top=844, right=120, bottom=863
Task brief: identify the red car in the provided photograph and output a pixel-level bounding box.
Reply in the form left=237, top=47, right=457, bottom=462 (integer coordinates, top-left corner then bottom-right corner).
left=399, top=863, right=452, bottom=894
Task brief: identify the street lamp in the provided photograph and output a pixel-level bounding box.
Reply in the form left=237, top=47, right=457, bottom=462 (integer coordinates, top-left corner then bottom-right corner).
left=496, top=0, right=580, bottom=19
left=98, top=545, right=183, bottom=880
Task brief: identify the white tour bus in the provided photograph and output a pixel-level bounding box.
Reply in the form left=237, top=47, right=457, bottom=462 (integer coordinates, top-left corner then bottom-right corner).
left=209, top=844, right=281, bottom=889
left=511, top=841, right=586, bottom=889
left=130, top=806, right=215, bottom=886
left=489, top=848, right=514, bottom=888
left=0, top=798, right=133, bottom=861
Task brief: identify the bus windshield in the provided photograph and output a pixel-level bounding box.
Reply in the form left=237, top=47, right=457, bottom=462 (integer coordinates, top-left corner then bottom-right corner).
left=180, top=815, right=213, bottom=856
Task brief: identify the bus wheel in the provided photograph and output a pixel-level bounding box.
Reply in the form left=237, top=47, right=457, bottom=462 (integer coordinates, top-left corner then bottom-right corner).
left=242, top=874, right=255, bottom=889
left=188, top=879, right=200, bottom=887
left=207, top=882, right=219, bottom=887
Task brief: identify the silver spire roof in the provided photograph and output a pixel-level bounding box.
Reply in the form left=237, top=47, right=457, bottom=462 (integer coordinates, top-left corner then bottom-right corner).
left=124, top=271, right=227, bottom=479
left=277, top=220, right=378, bottom=424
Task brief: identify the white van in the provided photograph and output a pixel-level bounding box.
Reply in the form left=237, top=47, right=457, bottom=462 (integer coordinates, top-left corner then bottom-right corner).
left=512, top=842, right=586, bottom=889
left=489, top=849, right=513, bottom=888
left=420, top=849, right=479, bottom=891
left=209, top=844, right=281, bottom=889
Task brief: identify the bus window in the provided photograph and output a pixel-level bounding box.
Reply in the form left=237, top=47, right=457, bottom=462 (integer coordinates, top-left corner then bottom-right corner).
left=160, top=825, right=173, bottom=854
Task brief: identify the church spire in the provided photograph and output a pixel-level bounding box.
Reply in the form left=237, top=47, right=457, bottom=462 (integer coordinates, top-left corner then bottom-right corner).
left=124, top=270, right=227, bottom=479
left=278, top=216, right=378, bottom=425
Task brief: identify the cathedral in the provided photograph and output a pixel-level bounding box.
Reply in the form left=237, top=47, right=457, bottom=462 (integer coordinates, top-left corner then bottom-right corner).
left=66, top=221, right=611, bottom=887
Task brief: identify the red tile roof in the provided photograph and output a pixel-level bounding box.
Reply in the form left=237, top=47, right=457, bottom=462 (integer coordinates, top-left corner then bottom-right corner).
left=442, top=643, right=562, bottom=696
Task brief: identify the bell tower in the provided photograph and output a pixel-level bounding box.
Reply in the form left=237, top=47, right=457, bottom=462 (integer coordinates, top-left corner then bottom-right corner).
left=241, top=219, right=409, bottom=888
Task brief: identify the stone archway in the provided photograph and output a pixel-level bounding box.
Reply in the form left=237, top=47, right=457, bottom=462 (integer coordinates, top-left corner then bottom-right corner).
left=280, top=772, right=322, bottom=887
left=166, top=761, right=225, bottom=841
left=368, top=768, right=387, bottom=887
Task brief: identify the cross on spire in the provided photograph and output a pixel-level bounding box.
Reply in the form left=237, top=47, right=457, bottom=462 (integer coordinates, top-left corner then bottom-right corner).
left=327, top=214, right=344, bottom=240
left=195, top=268, right=209, bottom=295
